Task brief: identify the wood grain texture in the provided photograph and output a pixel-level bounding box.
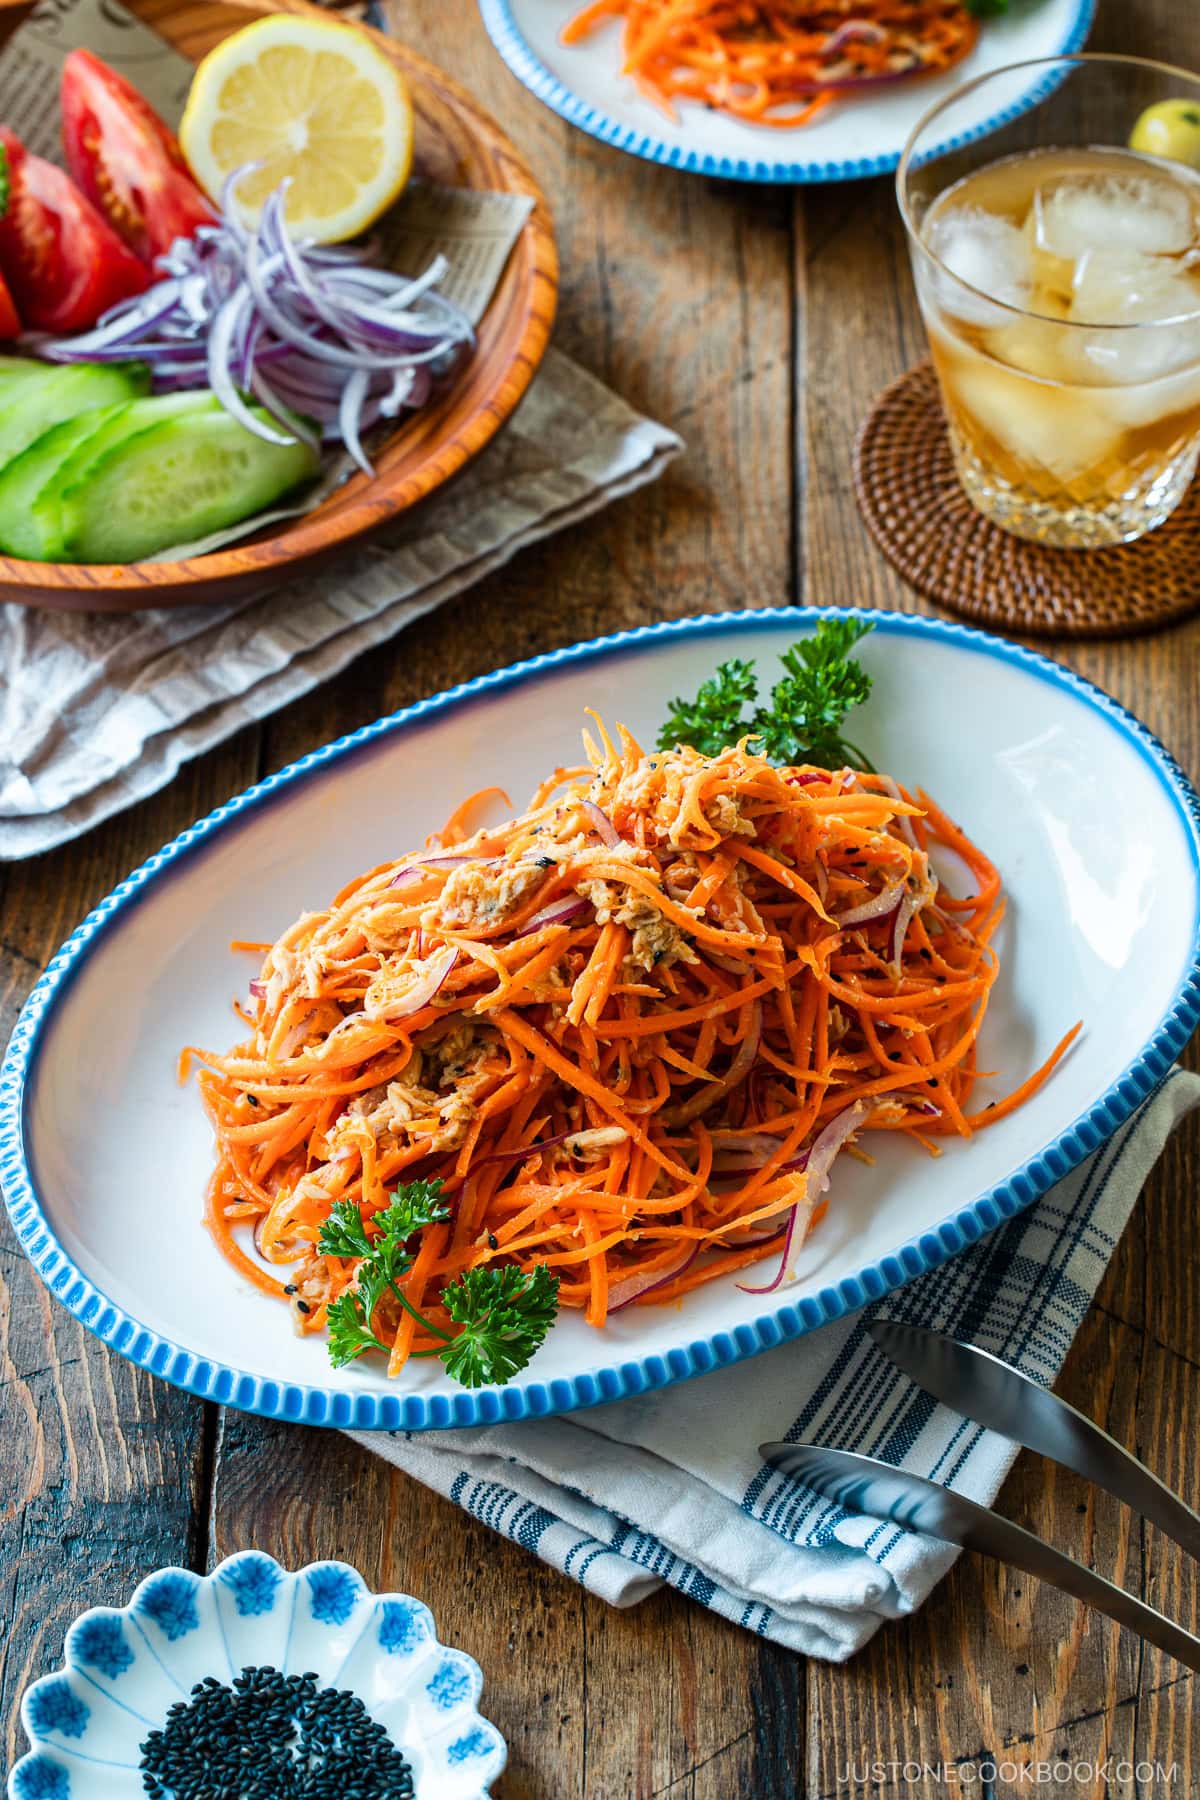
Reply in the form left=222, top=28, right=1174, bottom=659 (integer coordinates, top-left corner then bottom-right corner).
left=3, top=0, right=1200, bottom=1794
left=0, top=745, right=258, bottom=1779
left=0, top=0, right=557, bottom=612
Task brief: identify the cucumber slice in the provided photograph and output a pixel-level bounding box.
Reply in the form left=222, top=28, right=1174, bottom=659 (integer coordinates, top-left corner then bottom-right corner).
left=0, top=355, right=52, bottom=397
left=0, top=406, right=127, bottom=559
left=0, top=362, right=149, bottom=474
left=34, top=392, right=219, bottom=560
left=61, top=406, right=320, bottom=564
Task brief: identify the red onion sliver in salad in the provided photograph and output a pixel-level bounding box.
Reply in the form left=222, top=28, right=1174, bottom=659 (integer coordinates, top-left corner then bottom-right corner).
left=581, top=800, right=621, bottom=847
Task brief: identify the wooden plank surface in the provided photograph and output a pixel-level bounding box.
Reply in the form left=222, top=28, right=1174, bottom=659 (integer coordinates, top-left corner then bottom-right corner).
left=2, top=0, right=1200, bottom=1794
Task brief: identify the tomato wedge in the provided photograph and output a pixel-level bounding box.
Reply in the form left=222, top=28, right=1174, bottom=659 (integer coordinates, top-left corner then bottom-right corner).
left=0, top=127, right=150, bottom=333
left=0, top=273, right=20, bottom=340
left=61, top=49, right=217, bottom=265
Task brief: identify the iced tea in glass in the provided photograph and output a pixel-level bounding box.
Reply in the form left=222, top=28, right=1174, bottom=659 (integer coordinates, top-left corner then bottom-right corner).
left=898, top=57, right=1200, bottom=548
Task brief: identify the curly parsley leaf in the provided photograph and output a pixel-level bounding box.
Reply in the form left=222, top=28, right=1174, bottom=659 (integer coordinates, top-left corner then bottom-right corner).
left=753, top=619, right=874, bottom=770
left=436, top=1264, right=561, bottom=1388
left=319, top=1181, right=557, bottom=1386
left=317, top=1198, right=376, bottom=1263
left=657, top=656, right=759, bottom=759
left=657, top=618, right=875, bottom=772
left=373, top=1179, right=451, bottom=1252
left=318, top=1182, right=449, bottom=1266
left=326, top=1281, right=392, bottom=1368
left=319, top=1180, right=452, bottom=1369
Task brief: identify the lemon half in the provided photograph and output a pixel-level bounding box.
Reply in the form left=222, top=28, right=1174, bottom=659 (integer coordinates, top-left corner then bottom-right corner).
left=180, top=15, right=414, bottom=243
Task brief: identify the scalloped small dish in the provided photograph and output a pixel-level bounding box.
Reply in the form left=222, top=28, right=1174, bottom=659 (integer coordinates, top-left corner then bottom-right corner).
left=8, top=1551, right=505, bottom=1800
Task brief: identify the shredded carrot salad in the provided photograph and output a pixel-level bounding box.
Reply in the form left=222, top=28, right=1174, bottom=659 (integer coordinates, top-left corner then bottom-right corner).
left=185, top=724, right=1078, bottom=1377
left=561, top=0, right=980, bottom=128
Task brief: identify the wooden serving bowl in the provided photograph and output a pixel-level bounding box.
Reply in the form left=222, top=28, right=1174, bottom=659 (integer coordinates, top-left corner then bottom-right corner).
left=0, top=0, right=557, bottom=611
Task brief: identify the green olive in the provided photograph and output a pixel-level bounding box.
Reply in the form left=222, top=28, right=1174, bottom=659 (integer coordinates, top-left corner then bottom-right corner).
left=1129, top=99, right=1200, bottom=171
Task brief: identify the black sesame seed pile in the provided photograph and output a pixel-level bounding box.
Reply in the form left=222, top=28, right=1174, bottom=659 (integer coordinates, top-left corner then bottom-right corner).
left=139, top=1665, right=416, bottom=1799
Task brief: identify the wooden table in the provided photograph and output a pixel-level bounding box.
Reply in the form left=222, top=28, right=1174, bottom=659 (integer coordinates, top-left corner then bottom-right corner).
left=4, top=0, right=1200, bottom=1792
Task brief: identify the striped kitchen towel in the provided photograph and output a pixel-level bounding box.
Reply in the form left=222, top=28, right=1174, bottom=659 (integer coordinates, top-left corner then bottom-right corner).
left=351, top=1068, right=1200, bottom=1659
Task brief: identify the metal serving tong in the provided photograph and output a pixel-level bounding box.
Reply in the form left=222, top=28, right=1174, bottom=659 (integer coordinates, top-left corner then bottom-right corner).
left=760, top=1318, right=1200, bottom=1671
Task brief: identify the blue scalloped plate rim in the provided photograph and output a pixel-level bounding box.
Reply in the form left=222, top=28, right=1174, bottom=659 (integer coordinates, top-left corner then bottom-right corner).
left=476, top=0, right=1097, bottom=185
left=2, top=606, right=1199, bottom=1432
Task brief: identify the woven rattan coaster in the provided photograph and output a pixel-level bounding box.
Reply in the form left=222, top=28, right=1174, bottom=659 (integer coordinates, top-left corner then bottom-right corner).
left=853, top=360, right=1200, bottom=639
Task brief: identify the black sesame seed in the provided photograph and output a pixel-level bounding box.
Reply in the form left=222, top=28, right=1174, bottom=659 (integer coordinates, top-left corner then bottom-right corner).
left=487, top=1233, right=499, bottom=1250
left=296, top=1300, right=312, bottom=1314
left=283, top=1284, right=297, bottom=1296
left=138, top=1663, right=415, bottom=1799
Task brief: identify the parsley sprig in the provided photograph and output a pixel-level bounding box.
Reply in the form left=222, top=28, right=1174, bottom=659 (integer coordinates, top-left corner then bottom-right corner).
left=319, top=1180, right=559, bottom=1388
left=657, top=617, right=875, bottom=771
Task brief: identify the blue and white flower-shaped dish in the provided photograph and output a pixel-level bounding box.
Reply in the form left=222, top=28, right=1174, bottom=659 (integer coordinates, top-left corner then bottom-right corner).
left=8, top=1551, right=505, bottom=1800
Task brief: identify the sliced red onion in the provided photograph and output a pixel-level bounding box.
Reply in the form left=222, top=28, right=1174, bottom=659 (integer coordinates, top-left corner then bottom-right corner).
left=787, top=772, right=828, bottom=788
left=338, top=366, right=372, bottom=476
left=582, top=800, right=620, bottom=847
left=249, top=979, right=266, bottom=999
left=836, top=872, right=906, bottom=927
left=516, top=897, right=587, bottom=936
left=44, top=166, right=473, bottom=476
left=364, top=947, right=458, bottom=1022
left=875, top=774, right=920, bottom=852
left=736, top=1196, right=815, bottom=1296
left=879, top=1088, right=942, bottom=1120
left=814, top=64, right=925, bottom=93
left=608, top=1241, right=700, bottom=1312
left=723, top=1221, right=788, bottom=1248
left=737, top=1098, right=876, bottom=1295
left=888, top=865, right=938, bottom=974
left=476, top=1130, right=573, bottom=1168
left=710, top=1130, right=788, bottom=1164
left=825, top=18, right=887, bottom=52
left=386, top=854, right=481, bottom=888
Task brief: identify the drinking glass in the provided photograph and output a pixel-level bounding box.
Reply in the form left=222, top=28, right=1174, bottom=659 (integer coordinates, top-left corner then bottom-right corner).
left=897, top=55, right=1200, bottom=548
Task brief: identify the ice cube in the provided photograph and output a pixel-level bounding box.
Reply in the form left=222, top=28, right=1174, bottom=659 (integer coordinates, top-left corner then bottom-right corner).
left=1097, top=359, right=1200, bottom=429
left=1065, top=253, right=1200, bottom=388
left=1073, top=316, right=1200, bottom=392
left=952, top=357, right=1121, bottom=479
left=922, top=205, right=1033, bottom=325
left=1071, top=249, right=1200, bottom=324
left=1032, top=172, right=1195, bottom=262
left=986, top=317, right=1070, bottom=380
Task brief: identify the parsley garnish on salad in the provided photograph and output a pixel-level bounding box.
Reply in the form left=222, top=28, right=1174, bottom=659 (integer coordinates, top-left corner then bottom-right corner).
left=319, top=1180, right=560, bottom=1388
left=657, top=617, right=876, bottom=771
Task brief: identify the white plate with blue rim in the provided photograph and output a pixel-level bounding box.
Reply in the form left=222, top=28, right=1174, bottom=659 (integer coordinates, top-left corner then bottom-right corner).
left=2, top=607, right=1199, bottom=1431
left=477, top=0, right=1095, bottom=184
left=8, top=1551, right=505, bottom=1800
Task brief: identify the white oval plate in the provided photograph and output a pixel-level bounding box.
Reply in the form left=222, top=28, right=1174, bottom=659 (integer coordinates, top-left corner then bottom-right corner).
left=3, top=609, right=1199, bottom=1431
left=478, top=0, right=1095, bottom=185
